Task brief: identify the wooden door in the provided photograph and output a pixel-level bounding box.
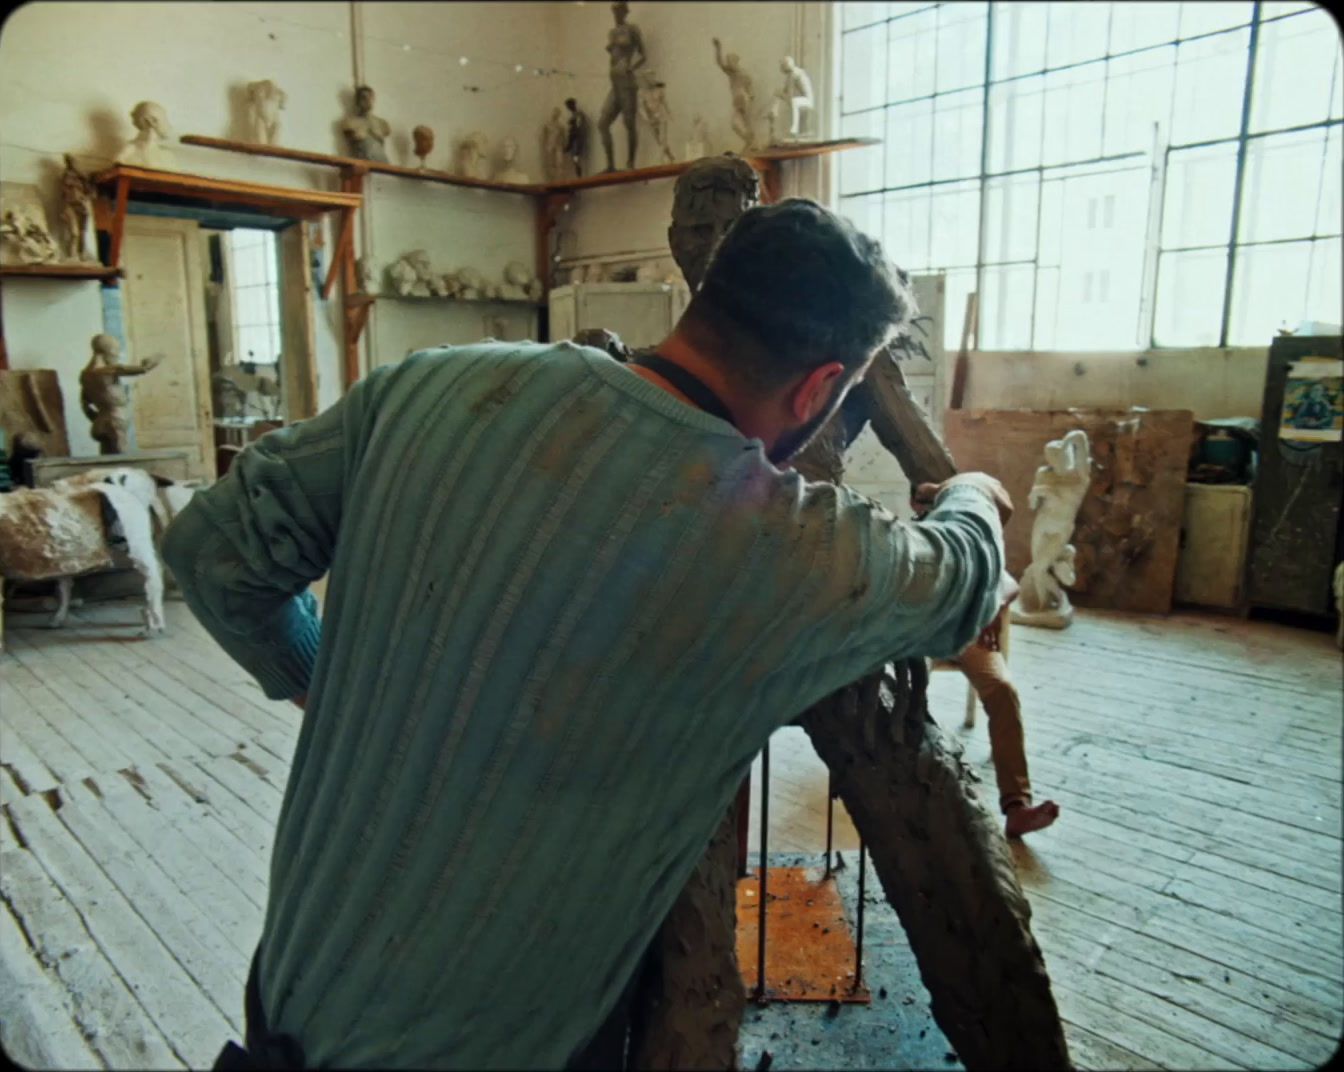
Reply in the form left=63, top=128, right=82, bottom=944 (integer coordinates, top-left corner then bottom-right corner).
left=277, top=223, right=318, bottom=421
left=120, top=216, right=214, bottom=479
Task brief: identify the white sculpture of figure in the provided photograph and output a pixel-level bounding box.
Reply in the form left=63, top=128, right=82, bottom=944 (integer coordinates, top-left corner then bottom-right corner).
left=683, top=114, right=708, bottom=161
left=117, top=101, right=175, bottom=169
left=245, top=80, right=287, bottom=145
left=770, top=56, right=814, bottom=142
left=341, top=84, right=391, bottom=162
left=1011, top=429, right=1092, bottom=629
left=60, top=155, right=97, bottom=262
left=638, top=72, right=675, bottom=164
left=492, top=136, right=531, bottom=185
left=456, top=266, right=483, bottom=299
left=500, top=261, right=535, bottom=300
left=457, top=132, right=491, bottom=180
left=542, top=107, right=569, bottom=181
left=388, top=249, right=436, bottom=297
left=712, top=38, right=757, bottom=151
left=0, top=205, right=59, bottom=265
left=355, top=256, right=376, bottom=295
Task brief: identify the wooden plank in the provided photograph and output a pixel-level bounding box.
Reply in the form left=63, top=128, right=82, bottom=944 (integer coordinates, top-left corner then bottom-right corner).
left=0, top=829, right=184, bottom=1068
left=0, top=263, right=120, bottom=280
left=0, top=668, right=103, bottom=784
left=0, top=716, right=61, bottom=794
left=1059, top=1021, right=1159, bottom=1072
left=6, top=794, right=233, bottom=1067
left=92, top=164, right=362, bottom=214
left=54, top=784, right=247, bottom=1029
left=0, top=897, right=103, bottom=1070
left=943, top=408, right=1194, bottom=612
left=184, top=756, right=282, bottom=839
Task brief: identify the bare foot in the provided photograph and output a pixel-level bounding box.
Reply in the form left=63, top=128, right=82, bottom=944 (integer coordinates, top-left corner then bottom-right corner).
left=1005, top=800, right=1060, bottom=838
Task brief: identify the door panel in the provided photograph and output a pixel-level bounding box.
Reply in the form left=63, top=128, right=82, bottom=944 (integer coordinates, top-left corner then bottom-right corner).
left=120, top=216, right=213, bottom=478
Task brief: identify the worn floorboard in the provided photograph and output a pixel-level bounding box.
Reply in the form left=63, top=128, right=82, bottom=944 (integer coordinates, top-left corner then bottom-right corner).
left=1, top=600, right=1339, bottom=1069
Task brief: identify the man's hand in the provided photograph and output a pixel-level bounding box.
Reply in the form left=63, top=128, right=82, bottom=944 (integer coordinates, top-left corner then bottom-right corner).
left=911, top=474, right=1013, bottom=526
left=291, top=693, right=307, bottom=711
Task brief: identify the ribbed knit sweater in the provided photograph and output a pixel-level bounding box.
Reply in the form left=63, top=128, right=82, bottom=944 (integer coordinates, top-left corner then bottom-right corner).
left=162, top=341, right=1005, bottom=1069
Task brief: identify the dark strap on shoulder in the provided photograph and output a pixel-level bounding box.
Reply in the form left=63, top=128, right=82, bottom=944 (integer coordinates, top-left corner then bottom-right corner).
left=630, top=352, right=736, bottom=427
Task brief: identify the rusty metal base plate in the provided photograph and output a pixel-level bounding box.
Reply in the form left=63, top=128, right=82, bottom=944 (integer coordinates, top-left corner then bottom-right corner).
left=735, top=866, right=871, bottom=1004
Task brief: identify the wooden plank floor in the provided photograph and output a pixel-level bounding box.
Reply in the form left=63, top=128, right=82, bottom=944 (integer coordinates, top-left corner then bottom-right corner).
left=2, top=598, right=1340, bottom=1069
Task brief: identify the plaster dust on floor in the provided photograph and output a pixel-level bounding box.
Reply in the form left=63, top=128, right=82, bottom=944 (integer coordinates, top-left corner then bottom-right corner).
left=736, top=852, right=961, bottom=1070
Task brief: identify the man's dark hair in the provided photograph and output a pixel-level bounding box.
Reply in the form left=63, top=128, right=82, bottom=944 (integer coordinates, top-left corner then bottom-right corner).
left=682, top=198, right=912, bottom=391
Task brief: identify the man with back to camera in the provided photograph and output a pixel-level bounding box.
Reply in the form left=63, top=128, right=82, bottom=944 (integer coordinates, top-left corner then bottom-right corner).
left=165, top=197, right=1013, bottom=1070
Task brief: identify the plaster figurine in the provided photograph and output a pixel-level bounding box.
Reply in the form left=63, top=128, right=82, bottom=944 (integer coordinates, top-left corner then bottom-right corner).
left=456, top=266, right=483, bottom=299
left=412, top=125, right=435, bottom=169
left=684, top=114, right=709, bottom=161
left=638, top=72, right=676, bottom=165
left=456, top=132, right=491, bottom=180
left=1012, top=429, right=1092, bottom=629
left=500, top=260, right=538, bottom=300
left=80, top=334, right=161, bottom=455
left=597, top=1, right=647, bottom=171
left=356, top=256, right=377, bottom=295
left=712, top=38, right=757, bottom=151
left=59, top=155, right=96, bottom=262
left=245, top=79, right=287, bottom=146
left=564, top=97, right=590, bottom=177
left=492, top=136, right=531, bottom=185
left=770, top=56, right=814, bottom=142
left=542, top=106, right=569, bottom=181
left=388, top=250, right=437, bottom=297
left=116, top=101, right=175, bottom=169
left=0, top=205, right=59, bottom=265
left=341, top=84, right=391, bottom=162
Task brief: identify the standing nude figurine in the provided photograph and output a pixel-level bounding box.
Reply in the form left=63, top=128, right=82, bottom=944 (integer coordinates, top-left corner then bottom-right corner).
left=1012, top=429, right=1092, bottom=628
left=597, top=1, right=647, bottom=171
left=770, top=55, right=814, bottom=142
left=712, top=38, right=757, bottom=151
left=60, top=154, right=96, bottom=262
left=638, top=73, right=675, bottom=164
left=80, top=334, right=161, bottom=455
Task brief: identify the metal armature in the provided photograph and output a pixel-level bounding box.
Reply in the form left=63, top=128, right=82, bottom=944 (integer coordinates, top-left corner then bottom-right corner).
left=756, top=741, right=865, bottom=1002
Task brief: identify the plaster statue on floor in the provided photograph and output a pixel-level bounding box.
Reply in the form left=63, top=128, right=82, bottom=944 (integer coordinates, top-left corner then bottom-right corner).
left=245, top=79, right=287, bottom=146
left=116, top=101, right=175, bottom=169
left=542, top=106, right=569, bottom=181
left=597, top=1, right=646, bottom=171
left=80, top=334, right=160, bottom=455
left=412, top=125, right=435, bottom=169
left=638, top=72, right=675, bottom=164
left=1012, top=428, right=1092, bottom=629
left=0, top=205, right=59, bottom=265
left=341, top=84, right=390, bottom=162
left=492, top=136, right=531, bottom=185
left=456, top=132, right=491, bottom=180
left=388, top=250, right=439, bottom=297
left=59, top=155, right=96, bottom=263
left=683, top=114, right=708, bottom=161
left=565, top=97, right=590, bottom=177
left=712, top=38, right=757, bottom=151
left=769, top=55, right=814, bottom=143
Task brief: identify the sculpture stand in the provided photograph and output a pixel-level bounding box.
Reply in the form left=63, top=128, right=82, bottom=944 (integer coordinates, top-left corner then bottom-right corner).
left=1009, top=599, right=1073, bottom=629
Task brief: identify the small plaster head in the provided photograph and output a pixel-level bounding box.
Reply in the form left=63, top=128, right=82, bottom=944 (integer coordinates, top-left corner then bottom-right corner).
left=354, top=84, right=375, bottom=114
left=92, top=333, right=120, bottom=360
left=130, top=101, right=170, bottom=137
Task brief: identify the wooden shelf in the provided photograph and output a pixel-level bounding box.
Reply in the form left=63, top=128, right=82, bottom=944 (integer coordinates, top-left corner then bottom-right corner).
left=91, top=164, right=363, bottom=219
left=0, top=263, right=122, bottom=281
left=371, top=293, right=542, bottom=308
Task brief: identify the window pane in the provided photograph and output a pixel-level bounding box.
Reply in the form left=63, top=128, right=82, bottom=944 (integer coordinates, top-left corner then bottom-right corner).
left=943, top=267, right=977, bottom=351
left=887, top=7, right=937, bottom=101
left=1333, top=47, right=1343, bottom=120
left=1038, top=176, right=1064, bottom=266
left=1162, top=143, right=1238, bottom=247
left=984, top=172, right=1039, bottom=262
left=1040, top=62, right=1107, bottom=166
left=845, top=2, right=890, bottom=31
left=931, top=88, right=983, bottom=180
left=1033, top=265, right=1061, bottom=348
left=1103, top=47, right=1176, bottom=156
left=840, top=192, right=885, bottom=242
left=1178, top=1, right=1251, bottom=38
left=1153, top=248, right=1228, bottom=345
left=987, top=74, right=1045, bottom=172
left=883, top=187, right=932, bottom=268
left=980, top=264, right=1035, bottom=349
left=839, top=110, right=886, bottom=194
left=1045, top=1, right=1111, bottom=69
left=929, top=179, right=981, bottom=266
left=1251, top=8, right=1341, bottom=132
left=1307, top=236, right=1344, bottom=327
left=936, top=3, right=987, bottom=93
left=991, top=2, right=1048, bottom=80
left=1318, top=125, right=1342, bottom=236
left=1239, top=128, right=1329, bottom=243
left=1261, top=2, right=1315, bottom=17
left=885, top=97, right=935, bottom=187
left=1109, top=2, right=1181, bottom=54
left=1171, top=28, right=1250, bottom=144
left=843, top=23, right=889, bottom=113
left=1228, top=239, right=1314, bottom=342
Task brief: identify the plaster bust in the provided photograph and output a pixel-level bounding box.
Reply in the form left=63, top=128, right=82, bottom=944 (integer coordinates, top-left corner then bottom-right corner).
left=492, top=136, right=531, bottom=185
left=666, top=153, right=760, bottom=291
left=412, top=125, right=435, bottom=168
left=245, top=80, right=287, bottom=146
left=341, top=84, right=391, bottom=162
left=117, top=101, right=175, bottom=169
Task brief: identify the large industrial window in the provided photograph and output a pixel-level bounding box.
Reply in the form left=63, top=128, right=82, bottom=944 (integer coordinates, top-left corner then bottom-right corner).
left=837, top=1, right=1343, bottom=350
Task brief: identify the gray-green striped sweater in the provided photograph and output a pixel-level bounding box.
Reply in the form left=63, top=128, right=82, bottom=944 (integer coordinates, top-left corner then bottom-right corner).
left=162, top=341, right=1004, bottom=1069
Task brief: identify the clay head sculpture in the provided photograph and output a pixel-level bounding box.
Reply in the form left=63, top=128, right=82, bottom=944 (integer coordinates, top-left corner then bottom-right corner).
left=666, top=154, right=760, bottom=291
left=117, top=101, right=174, bottom=168
left=412, top=125, right=435, bottom=167
left=342, top=85, right=390, bottom=162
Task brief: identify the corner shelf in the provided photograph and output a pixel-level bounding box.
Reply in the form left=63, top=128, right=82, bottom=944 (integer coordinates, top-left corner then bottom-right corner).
left=370, top=292, right=543, bottom=309
left=0, top=263, right=122, bottom=281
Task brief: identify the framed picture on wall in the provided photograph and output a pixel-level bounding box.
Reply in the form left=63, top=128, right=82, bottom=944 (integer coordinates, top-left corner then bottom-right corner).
left=1280, top=357, right=1343, bottom=443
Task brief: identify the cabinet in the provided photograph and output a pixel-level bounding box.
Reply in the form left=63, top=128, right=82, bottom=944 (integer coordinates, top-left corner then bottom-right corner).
left=1175, top=484, right=1253, bottom=610
left=548, top=282, right=690, bottom=351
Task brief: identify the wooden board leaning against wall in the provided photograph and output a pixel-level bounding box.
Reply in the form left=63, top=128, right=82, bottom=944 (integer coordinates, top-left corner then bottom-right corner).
left=944, top=408, right=1195, bottom=615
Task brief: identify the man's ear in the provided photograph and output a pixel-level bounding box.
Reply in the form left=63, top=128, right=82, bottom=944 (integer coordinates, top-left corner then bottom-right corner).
left=790, top=361, right=846, bottom=422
